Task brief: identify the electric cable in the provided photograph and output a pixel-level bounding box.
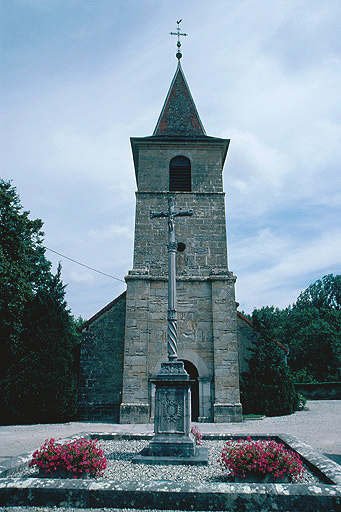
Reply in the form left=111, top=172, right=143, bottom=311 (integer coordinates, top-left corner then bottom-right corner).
left=45, top=247, right=125, bottom=283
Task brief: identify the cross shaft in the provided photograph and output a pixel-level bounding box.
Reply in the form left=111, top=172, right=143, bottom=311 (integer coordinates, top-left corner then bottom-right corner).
left=150, top=197, right=193, bottom=360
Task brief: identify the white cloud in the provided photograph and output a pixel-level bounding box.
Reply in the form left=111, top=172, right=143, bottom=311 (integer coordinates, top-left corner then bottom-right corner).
left=230, top=228, right=292, bottom=270
left=234, top=229, right=341, bottom=312
left=68, top=271, right=95, bottom=285
left=89, top=224, right=133, bottom=242
left=2, top=0, right=340, bottom=319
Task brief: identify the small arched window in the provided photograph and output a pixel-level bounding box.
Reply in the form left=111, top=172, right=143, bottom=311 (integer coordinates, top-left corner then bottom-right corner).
left=169, top=156, right=191, bottom=192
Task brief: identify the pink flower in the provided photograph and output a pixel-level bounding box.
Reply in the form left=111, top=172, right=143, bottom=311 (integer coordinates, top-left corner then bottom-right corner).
left=218, top=438, right=305, bottom=482
left=29, top=437, right=107, bottom=478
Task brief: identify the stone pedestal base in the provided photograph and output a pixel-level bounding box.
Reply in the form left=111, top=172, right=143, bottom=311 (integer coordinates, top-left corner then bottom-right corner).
left=214, top=403, right=243, bottom=423
left=133, top=447, right=209, bottom=465
left=148, top=434, right=195, bottom=457
left=133, top=361, right=208, bottom=465
left=119, top=403, right=149, bottom=424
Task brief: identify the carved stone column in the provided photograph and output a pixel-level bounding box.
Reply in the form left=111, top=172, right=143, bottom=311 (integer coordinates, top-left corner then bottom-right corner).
left=149, top=361, right=195, bottom=457
left=133, top=360, right=208, bottom=464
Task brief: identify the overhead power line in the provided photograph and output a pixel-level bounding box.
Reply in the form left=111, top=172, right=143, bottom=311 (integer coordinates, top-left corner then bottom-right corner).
left=45, top=247, right=125, bottom=283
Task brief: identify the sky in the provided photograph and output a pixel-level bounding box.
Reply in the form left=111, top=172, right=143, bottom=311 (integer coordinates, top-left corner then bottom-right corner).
left=1, top=0, right=340, bottom=320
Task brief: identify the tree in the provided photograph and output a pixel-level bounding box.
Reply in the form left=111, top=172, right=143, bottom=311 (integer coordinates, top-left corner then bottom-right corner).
left=285, top=275, right=341, bottom=382
left=240, top=309, right=298, bottom=416
left=296, top=274, right=341, bottom=311
left=0, top=180, right=79, bottom=423
left=0, top=181, right=50, bottom=350
left=243, top=276, right=341, bottom=383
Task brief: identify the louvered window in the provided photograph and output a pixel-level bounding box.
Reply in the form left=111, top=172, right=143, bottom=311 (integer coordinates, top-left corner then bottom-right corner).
left=169, top=156, right=191, bottom=192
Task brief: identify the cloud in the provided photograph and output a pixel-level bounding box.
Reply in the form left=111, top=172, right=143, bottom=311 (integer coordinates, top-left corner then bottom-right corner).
left=2, top=0, right=340, bottom=319
left=89, top=224, right=133, bottom=242
left=68, top=271, right=95, bottom=285
left=234, top=228, right=341, bottom=312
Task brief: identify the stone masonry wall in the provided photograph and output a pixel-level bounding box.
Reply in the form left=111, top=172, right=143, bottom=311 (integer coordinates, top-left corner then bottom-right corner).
left=136, top=142, right=224, bottom=193
left=134, top=192, right=228, bottom=276
left=121, top=272, right=242, bottom=423
left=211, top=275, right=242, bottom=422
left=78, top=294, right=126, bottom=422
left=133, top=140, right=229, bottom=278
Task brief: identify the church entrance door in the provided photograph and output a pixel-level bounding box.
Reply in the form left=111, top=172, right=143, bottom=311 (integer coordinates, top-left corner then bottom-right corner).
left=180, top=360, right=199, bottom=421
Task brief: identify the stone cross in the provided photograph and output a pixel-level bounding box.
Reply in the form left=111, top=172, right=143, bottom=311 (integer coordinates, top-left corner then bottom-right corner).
left=150, top=197, right=193, bottom=361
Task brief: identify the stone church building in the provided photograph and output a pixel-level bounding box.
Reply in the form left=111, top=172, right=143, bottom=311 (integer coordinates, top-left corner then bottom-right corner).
left=78, top=60, right=257, bottom=424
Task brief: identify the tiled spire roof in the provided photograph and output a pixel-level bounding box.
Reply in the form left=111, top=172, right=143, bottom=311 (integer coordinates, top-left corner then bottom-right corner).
left=153, top=62, right=206, bottom=137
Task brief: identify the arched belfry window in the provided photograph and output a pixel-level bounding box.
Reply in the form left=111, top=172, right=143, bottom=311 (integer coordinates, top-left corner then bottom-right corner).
left=169, top=156, right=191, bottom=192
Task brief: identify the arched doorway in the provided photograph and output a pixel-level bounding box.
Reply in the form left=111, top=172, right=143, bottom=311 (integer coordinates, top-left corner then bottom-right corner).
left=180, top=360, right=199, bottom=421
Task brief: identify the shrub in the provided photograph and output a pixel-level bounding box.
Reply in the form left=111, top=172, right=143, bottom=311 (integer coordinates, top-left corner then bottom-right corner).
left=29, top=437, right=107, bottom=478
left=240, top=309, right=298, bottom=416
left=190, top=425, right=202, bottom=445
left=297, top=393, right=307, bottom=411
left=218, top=437, right=305, bottom=482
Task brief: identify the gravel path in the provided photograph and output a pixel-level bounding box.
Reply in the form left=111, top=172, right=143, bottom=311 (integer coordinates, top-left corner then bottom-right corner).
left=1, top=401, right=340, bottom=464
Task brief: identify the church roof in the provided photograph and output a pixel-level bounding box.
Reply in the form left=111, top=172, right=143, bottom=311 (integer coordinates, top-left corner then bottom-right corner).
left=78, top=291, right=126, bottom=332
left=153, top=62, right=206, bottom=137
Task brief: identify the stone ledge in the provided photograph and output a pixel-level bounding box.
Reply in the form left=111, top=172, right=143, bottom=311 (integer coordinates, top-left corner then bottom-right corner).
left=125, top=274, right=236, bottom=282
left=135, top=191, right=226, bottom=196
left=0, top=477, right=340, bottom=511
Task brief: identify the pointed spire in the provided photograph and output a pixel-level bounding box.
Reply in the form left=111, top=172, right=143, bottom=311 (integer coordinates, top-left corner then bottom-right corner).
left=153, top=62, right=206, bottom=137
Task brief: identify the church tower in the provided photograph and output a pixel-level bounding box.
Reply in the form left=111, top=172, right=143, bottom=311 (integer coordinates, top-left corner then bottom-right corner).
left=120, top=55, right=242, bottom=423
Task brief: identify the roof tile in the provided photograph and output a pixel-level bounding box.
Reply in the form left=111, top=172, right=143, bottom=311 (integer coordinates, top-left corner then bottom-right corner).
left=153, top=63, right=206, bottom=137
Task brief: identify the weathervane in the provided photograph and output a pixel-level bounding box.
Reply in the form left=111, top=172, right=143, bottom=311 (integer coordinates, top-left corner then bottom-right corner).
left=170, top=19, right=187, bottom=60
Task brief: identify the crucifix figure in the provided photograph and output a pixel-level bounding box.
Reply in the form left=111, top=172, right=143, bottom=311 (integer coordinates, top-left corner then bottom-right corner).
left=170, top=19, right=188, bottom=60
left=151, top=197, right=193, bottom=361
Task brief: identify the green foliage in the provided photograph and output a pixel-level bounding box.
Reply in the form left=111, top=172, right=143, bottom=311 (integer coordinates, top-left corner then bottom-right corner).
left=240, top=276, right=340, bottom=415
left=244, top=276, right=341, bottom=383
left=297, top=393, right=307, bottom=411
left=0, top=180, right=79, bottom=424
left=292, top=369, right=318, bottom=384
left=296, top=274, right=341, bottom=311
left=240, top=309, right=298, bottom=417
left=0, top=181, right=51, bottom=357
left=289, top=275, right=341, bottom=382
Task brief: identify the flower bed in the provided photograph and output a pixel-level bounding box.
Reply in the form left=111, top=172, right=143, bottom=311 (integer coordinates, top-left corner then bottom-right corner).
left=218, top=436, right=305, bottom=482
left=25, top=438, right=319, bottom=484
left=29, top=437, right=107, bottom=479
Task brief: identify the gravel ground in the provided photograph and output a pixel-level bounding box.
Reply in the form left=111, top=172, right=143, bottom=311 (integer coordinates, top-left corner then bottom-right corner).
left=1, top=401, right=340, bottom=465
left=21, top=439, right=319, bottom=484
left=3, top=439, right=320, bottom=512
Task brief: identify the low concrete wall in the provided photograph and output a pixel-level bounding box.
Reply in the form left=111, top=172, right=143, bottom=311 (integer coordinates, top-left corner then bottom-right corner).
left=1, top=478, right=340, bottom=511
left=295, top=382, right=341, bottom=400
